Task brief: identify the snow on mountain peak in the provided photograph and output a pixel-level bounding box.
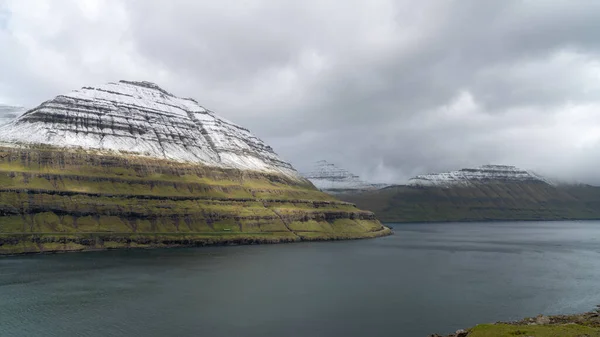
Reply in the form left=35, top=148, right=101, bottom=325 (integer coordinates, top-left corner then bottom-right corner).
left=0, top=81, right=298, bottom=178
left=408, top=164, right=553, bottom=187
left=302, top=160, right=386, bottom=193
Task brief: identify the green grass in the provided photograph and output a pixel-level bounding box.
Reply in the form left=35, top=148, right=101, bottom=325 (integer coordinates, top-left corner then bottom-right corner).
left=288, top=220, right=333, bottom=232
left=0, top=145, right=389, bottom=255
left=468, top=323, right=600, bottom=337
left=0, top=224, right=391, bottom=255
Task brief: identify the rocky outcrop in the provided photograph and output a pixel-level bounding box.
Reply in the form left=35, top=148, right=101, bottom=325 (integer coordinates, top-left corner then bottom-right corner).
left=302, top=160, right=389, bottom=194
left=429, top=330, right=468, bottom=337
left=0, top=82, right=390, bottom=255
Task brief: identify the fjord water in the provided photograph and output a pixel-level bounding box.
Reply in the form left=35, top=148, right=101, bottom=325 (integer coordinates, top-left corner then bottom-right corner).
left=2, top=222, right=600, bottom=337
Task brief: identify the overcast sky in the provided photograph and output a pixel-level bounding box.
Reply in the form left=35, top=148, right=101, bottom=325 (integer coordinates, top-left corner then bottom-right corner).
left=2, top=0, right=600, bottom=184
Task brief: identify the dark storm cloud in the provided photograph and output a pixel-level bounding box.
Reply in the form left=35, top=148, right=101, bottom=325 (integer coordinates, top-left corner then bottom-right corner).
left=2, top=0, right=600, bottom=184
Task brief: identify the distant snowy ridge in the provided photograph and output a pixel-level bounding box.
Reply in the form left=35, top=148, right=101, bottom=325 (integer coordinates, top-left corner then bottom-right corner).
left=303, top=160, right=389, bottom=193
left=408, top=164, right=554, bottom=187
left=0, top=104, right=25, bottom=126
left=0, top=81, right=299, bottom=178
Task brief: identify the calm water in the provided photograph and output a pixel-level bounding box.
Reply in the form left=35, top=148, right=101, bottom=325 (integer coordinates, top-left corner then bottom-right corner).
left=1, top=221, right=600, bottom=337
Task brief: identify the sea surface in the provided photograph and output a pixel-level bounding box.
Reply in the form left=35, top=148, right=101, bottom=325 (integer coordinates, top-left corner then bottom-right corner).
left=1, top=221, right=600, bottom=337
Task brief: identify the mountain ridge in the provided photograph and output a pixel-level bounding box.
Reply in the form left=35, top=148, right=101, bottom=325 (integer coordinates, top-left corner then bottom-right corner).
left=408, top=164, right=554, bottom=187
left=0, top=81, right=390, bottom=255
left=0, top=80, right=297, bottom=178
left=337, top=164, right=600, bottom=223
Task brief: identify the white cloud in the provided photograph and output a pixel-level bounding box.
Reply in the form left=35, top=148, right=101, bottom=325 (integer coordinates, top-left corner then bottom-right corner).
left=2, top=0, right=600, bottom=184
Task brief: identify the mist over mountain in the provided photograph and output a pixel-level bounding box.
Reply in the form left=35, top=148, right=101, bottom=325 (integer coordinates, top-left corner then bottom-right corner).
left=0, top=104, right=25, bottom=125
left=339, top=164, right=600, bottom=223
left=302, top=160, right=389, bottom=194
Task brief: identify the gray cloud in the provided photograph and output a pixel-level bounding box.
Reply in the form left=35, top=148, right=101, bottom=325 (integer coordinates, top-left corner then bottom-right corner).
left=2, top=0, right=600, bottom=184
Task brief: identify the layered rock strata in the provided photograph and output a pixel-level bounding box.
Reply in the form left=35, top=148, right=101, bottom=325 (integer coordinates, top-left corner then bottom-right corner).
left=408, top=165, right=553, bottom=187
left=0, top=82, right=390, bottom=254
left=0, top=81, right=296, bottom=177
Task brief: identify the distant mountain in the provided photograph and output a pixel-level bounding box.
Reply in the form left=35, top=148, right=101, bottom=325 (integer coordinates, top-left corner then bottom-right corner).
left=0, top=104, right=25, bottom=125
left=338, top=164, right=600, bottom=223
left=408, top=164, right=554, bottom=187
left=303, top=160, right=389, bottom=194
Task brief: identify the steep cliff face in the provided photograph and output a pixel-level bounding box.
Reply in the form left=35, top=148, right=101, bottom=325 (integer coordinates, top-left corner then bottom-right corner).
left=302, top=160, right=388, bottom=194
left=0, top=82, right=389, bottom=255
left=339, top=165, right=600, bottom=223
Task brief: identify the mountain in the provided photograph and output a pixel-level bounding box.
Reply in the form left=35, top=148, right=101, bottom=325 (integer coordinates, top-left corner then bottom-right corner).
left=408, top=165, right=554, bottom=187
left=302, top=160, right=388, bottom=194
left=0, top=81, right=295, bottom=177
left=0, top=104, right=25, bottom=126
left=338, top=164, right=600, bottom=223
left=0, top=81, right=390, bottom=255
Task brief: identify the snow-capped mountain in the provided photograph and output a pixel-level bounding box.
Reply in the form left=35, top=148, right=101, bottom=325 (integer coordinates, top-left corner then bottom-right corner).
left=0, top=81, right=298, bottom=178
left=0, top=104, right=25, bottom=126
left=303, top=160, right=387, bottom=193
left=408, top=164, right=553, bottom=187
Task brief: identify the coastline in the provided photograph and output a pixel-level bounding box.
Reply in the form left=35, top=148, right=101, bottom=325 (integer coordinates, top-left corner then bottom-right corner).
left=0, top=145, right=391, bottom=256
left=385, top=218, right=600, bottom=225
left=430, top=307, right=600, bottom=337
left=0, top=226, right=393, bottom=256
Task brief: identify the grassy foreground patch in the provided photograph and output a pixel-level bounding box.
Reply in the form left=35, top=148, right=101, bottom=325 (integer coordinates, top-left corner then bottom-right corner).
left=431, top=310, right=600, bottom=337
left=468, top=323, right=600, bottom=337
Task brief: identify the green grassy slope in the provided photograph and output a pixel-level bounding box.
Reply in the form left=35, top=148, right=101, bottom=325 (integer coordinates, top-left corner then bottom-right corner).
left=467, top=323, right=600, bottom=337
left=432, top=310, right=600, bottom=337
left=338, top=182, right=600, bottom=223
left=0, top=146, right=390, bottom=254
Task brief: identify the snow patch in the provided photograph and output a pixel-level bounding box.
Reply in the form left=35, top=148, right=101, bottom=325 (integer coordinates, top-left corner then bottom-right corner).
left=408, top=164, right=554, bottom=187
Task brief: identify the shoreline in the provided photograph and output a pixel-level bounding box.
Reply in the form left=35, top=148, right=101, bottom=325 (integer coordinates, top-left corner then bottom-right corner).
left=0, top=226, right=393, bottom=257
left=430, top=307, right=600, bottom=337
left=385, top=218, right=600, bottom=225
